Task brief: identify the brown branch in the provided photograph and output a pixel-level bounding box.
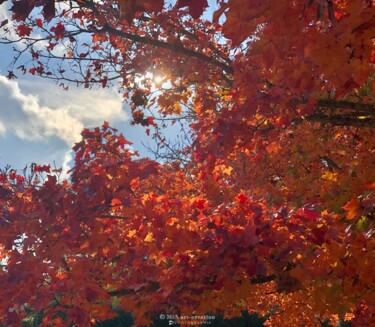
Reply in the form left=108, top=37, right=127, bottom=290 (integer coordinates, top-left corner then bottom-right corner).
left=99, top=23, right=234, bottom=74
left=137, top=14, right=233, bottom=67
left=108, top=281, right=159, bottom=297
left=316, top=99, right=375, bottom=112
left=303, top=113, right=374, bottom=128
left=108, top=288, right=139, bottom=297
left=96, top=215, right=129, bottom=220
left=108, top=274, right=276, bottom=298
left=291, top=99, right=375, bottom=128
left=251, top=274, right=276, bottom=285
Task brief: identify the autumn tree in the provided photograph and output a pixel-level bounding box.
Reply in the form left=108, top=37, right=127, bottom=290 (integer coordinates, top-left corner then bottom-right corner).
left=0, top=0, right=374, bottom=326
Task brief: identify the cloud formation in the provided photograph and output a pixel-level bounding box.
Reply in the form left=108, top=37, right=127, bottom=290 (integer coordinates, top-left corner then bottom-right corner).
left=0, top=75, right=128, bottom=170
left=0, top=2, right=10, bottom=22
left=1, top=76, right=78, bottom=144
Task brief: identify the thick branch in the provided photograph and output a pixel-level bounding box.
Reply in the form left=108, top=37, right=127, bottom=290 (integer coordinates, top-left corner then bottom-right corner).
left=317, top=99, right=375, bottom=112
left=108, top=274, right=276, bottom=297
left=138, top=14, right=233, bottom=66
left=251, top=274, right=276, bottom=285
left=305, top=113, right=374, bottom=128
left=96, top=215, right=129, bottom=220
left=108, top=288, right=138, bottom=297
left=298, top=100, right=375, bottom=128
left=108, top=281, right=159, bottom=297
left=99, top=23, right=234, bottom=74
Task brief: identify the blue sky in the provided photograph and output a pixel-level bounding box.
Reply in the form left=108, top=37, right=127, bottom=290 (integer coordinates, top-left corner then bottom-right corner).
left=0, top=1, right=219, bottom=176
left=0, top=3, right=161, bottom=176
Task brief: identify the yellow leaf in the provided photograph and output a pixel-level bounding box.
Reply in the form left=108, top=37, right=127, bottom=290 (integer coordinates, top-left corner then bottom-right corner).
left=127, top=229, right=136, bottom=238
left=223, top=166, right=233, bottom=176
left=321, top=171, right=337, bottom=182
left=130, top=178, right=140, bottom=190
left=144, top=232, right=154, bottom=242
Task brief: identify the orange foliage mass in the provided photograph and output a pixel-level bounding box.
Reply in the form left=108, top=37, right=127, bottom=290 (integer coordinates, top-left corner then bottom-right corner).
left=0, top=0, right=374, bottom=326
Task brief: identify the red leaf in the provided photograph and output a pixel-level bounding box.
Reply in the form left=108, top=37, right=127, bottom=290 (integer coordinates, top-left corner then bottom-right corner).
left=35, top=18, right=43, bottom=28
left=33, top=164, right=51, bottom=173
left=102, top=121, right=109, bottom=130
left=236, top=193, right=249, bottom=204
left=45, top=175, right=57, bottom=187
left=17, top=24, right=32, bottom=37
left=31, top=49, right=39, bottom=59
left=118, top=0, right=164, bottom=21
left=147, top=116, right=155, bottom=126
left=177, top=0, right=208, bottom=19
left=11, top=0, right=35, bottom=21
left=137, top=160, right=159, bottom=180
left=296, top=207, right=320, bottom=222
left=193, top=198, right=207, bottom=210
left=101, top=76, right=108, bottom=88
left=50, top=22, right=65, bottom=39
left=43, top=0, right=55, bottom=22
left=46, top=42, right=58, bottom=50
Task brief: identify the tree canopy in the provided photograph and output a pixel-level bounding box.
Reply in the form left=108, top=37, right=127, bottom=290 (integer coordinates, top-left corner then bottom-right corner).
left=0, top=0, right=374, bottom=326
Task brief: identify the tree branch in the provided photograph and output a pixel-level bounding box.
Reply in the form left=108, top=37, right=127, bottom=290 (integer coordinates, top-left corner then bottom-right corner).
left=99, top=23, right=234, bottom=74
left=107, top=274, right=276, bottom=298
left=251, top=274, right=276, bottom=285
left=294, top=99, right=375, bottom=128
left=316, top=99, right=375, bottom=112
left=96, top=215, right=129, bottom=220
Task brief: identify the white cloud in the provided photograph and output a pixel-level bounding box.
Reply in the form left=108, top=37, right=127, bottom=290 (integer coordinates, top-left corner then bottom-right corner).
left=0, top=2, right=10, bottom=22
left=18, top=79, right=127, bottom=128
left=0, top=76, right=128, bottom=143
left=0, top=120, right=5, bottom=135
left=30, top=31, right=68, bottom=56
left=60, top=149, right=74, bottom=180
left=0, top=75, right=128, bottom=171
left=0, top=75, right=84, bottom=144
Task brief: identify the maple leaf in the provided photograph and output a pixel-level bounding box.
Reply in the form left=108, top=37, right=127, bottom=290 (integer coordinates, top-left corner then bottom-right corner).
left=101, top=76, right=108, bottom=88
left=144, top=232, right=154, bottom=242
left=236, top=193, right=249, bottom=204
left=137, top=160, right=159, bottom=179
left=177, top=0, right=208, bottom=19
left=265, top=141, right=281, bottom=154
left=35, top=18, right=43, bottom=28
left=32, top=164, right=51, bottom=173
left=17, top=24, right=32, bottom=37
left=50, top=22, right=65, bottom=39
left=343, top=197, right=361, bottom=220
left=1, top=0, right=374, bottom=325
left=43, top=0, right=55, bottom=22
left=192, top=197, right=207, bottom=210
left=11, top=0, right=35, bottom=21
left=117, top=0, right=164, bottom=21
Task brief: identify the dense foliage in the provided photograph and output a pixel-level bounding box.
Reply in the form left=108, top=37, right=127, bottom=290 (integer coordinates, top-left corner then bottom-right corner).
left=0, top=0, right=374, bottom=326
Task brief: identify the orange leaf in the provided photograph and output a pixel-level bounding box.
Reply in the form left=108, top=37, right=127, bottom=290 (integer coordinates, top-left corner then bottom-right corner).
left=343, top=197, right=361, bottom=220
left=265, top=141, right=281, bottom=154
